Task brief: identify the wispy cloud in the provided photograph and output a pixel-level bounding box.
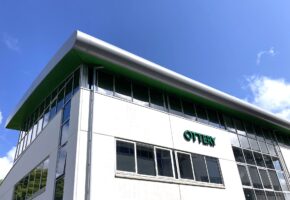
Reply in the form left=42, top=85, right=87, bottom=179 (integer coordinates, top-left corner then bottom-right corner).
left=0, top=111, right=2, bottom=125
left=2, top=33, right=20, bottom=52
left=0, top=146, right=16, bottom=180
left=245, top=75, right=290, bottom=120
left=256, top=47, right=276, bottom=65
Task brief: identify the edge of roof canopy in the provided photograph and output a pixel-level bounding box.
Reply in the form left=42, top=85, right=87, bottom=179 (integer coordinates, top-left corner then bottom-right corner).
left=6, top=30, right=290, bottom=133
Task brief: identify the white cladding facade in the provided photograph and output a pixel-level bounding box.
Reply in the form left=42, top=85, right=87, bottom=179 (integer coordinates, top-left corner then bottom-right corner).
left=1, top=31, right=290, bottom=200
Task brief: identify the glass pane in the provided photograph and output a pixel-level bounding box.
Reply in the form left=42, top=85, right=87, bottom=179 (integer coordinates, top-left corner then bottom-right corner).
left=263, top=129, right=274, bottom=144
left=54, top=176, right=65, bottom=200
left=234, top=119, right=246, bottom=135
left=31, top=123, right=38, bottom=141
left=255, top=126, right=265, bottom=142
left=254, top=190, right=267, bottom=200
left=62, top=101, right=71, bottom=123
left=42, top=108, right=50, bottom=128
left=223, top=115, right=236, bottom=132
left=56, top=89, right=65, bottom=112
left=97, top=71, right=114, bottom=95
left=230, top=133, right=240, bottom=147
left=168, top=95, right=182, bottom=114
left=207, top=109, right=220, bottom=128
left=182, top=100, right=196, bottom=119
left=26, top=171, right=35, bottom=198
left=264, top=155, right=275, bottom=169
left=269, top=170, right=282, bottom=191
left=177, top=152, right=194, bottom=180
left=195, top=105, right=208, bottom=124
left=149, top=88, right=165, bottom=110
left=239, top=135, right=250, bottom=149
left=64, top=78, right=73, bottom=103
left=115, top=76, right=132, bottom=101
left=21, top=176, right=29, bottom=199
left=33, top=165, right=42, bottom=193
left=37, top=117, right=43, bottom=135
left=136, top=144, right=155, bottom=176
left=40, top=159, right=49, bottom=189
left=218, top=113, right=226, bottom=129
left=243, top=188, right=256, bottom=200
left=156, top=148, right=173, bottom=177
left=272, top=157, right=282, bottom=171
left=238, top=165, right=251, bottom=186
left=191, top=154, right=209, bottom=182
left=277, top=172, right=289, bottom=191
left=253, top=152, right=266, bottom=167
left=243, top=150, right=256, bottom=165
left=56, top=147, right=67, bottom=178
left=259, top=169, right=272, bottom=189
left=244, top=122, right=256, bottom=139
left=60, top=121, right=70, bottom=146
left=248, top=166, right=263, bottom=189
left=116, top=141, right=135, bottom=172
left=268, top=144, right=277, bottom=156
left=265, top=191, right=276, bottom=200
left=206, top=157, right=223, bottom=184
left=259, top=142, right=269, bottom=154
left=73, top=69, right=80, bottom=94
left=132, top=83, right=149, bottom=106
left=249, top=138, right=260, bottom=152
left=49, top=99, right=57, bottom=120
left=275, top=192, right=286, bottom=200
left=232, top=147, right=245, bottom=163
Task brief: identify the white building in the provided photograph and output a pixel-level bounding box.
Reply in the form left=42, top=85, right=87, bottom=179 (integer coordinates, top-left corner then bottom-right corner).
left=0, top=31, right=290, bottom=200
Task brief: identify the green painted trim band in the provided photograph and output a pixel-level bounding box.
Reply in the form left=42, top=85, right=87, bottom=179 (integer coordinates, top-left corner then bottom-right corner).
left=183, top=130, right=215, bottom=147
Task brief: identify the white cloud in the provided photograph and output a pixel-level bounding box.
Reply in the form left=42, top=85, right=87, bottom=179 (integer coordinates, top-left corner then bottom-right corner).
left=256, top=47, right=276, bottom=65
left=0, top=111, right=2, bottom=125
left=246, top=76, right=290, bottom=120
left=0, top=146, right=16, bottom=180
left=2, top=33, right=20, bottom=52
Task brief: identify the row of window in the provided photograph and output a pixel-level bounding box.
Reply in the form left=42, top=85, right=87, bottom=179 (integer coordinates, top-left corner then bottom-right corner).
left=116, top=140, right=223, bottom=185
left=94, top=70, right=290, bottom=147
left=15, top=69, right=79, bottom=161
left=243, top=188, right=289, bottom=200
left=232, top=147, right=282, bottom=171
left=13, top=158, right=49, bottom=200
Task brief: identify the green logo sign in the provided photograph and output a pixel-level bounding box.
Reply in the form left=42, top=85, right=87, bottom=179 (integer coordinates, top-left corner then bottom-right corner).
left=183, top=130, right=215, bottom=147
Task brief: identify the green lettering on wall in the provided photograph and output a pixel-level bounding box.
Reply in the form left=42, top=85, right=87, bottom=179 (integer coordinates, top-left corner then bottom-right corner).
left=183, top=130, right=216, bottom=147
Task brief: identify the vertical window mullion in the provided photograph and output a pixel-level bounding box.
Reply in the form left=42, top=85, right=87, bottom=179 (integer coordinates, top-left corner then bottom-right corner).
left=190, top=154, right=196, bottom=180
left=204, top=156, right=210, bottom=183
left=170, top=150, right=175, bottom=178
left=134, top=142, right=138, bottom=174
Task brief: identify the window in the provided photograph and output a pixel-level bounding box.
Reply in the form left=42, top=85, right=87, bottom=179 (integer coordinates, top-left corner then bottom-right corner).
left=244, top=122, right=256, bottom=139
left=267, top=144, right=277, bottom=156
left=277, top=172, right=289, bottom=191
left=230, top=133, right=240, bottom=147
left=177, top=152, right=194, bottom=180
left=136, top=144, right=155, bottom=176
left=97, top=71, right=114, bottom=95
left=207, top=109, right=220, bottom=128
left=205, top=157, right=223, bottom=184
left=243, top=150, right=256, bottom=165
left=54, top=176, right=65, bottom=200
left=263, top=155, right=274, bottom=169
left=64, top=78, right=73, bottom=103
left=253, top=152, right=265, bottom=167
left=259, top=142, right=269, bottom=154
left=243, top=188, right=256, bottom=200
left=62, top=101, right=71, bottom=124
left=266, top=191, right=276, bottom=200
left=275, top=192, right=286, bottom=200
left=60, top=121, right=70, bottom=146
left=238, top=165, right=251, bottom=186
left=56, top=89, right=65, bottom=112
left=182, top=100, right=196, bottom=119
left=56, top=147, right=67, bottom=178
left=223, top=115, right=236, bottom=132
left=195, top=104, right=208, bottom=124
left=249, top=138, right=260, bottom=152
left=115, top=76, right=132, bottom=101
left=116, top=141, right=135, bottom=172
left=149, top=88, right=165, bottom=110
left=232, top=147, right=245, bottom=163
left=239, top=135, right=250, bottom=149
left=272, top=157, right=282, bottom=171
left=268, top=170, right=282, bottom=191
left=254, top=190, right=267, bottom=200
left=156, top=148, right=173, bottom=177
left=191, top=154, right=209, bottom=182
left=259, top=169, right=272, bottom=189
left=234, top=119, right=246, bottom=135
left=168, top=95, right=182, bottom=114
left=133, top=83, right=149, bottom=106
left=255, top=126, right=265, bottom=142
left=248, top=166, right=263, bottom=189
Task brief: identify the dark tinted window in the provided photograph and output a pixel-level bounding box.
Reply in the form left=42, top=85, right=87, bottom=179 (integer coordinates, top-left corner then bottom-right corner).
left=149, top=88, right=164, bottom=110
left=177, top=152, right=194, bottom=180
left=136, top=144, right=155, bottom=176
left=64, top=78, right=73, bottom=103
left=243, top=150, right=256, bottom=165
left=238, top=165, right=251, bottom=186
left=253, top=152, right=265, bottom=167
left=195, top=105, right=208, bottom=124
left=268, top=170, right=282, bottom=191
left=244, top=122, right=256, bottom=139
left=255, top=126, right=265, bottom=141
left=156, top=148, right=173, bottom=177
left=259, top=169, right=272, bottom=189
left=207, top=109, right=220, bottom=128
left=265, top=191, right=276, bottom=200
left=60, top=121, right=70, bottom=146
left=54, top=176, right=65, bottom=200
left=275, top=192, right=286, bottom=200
left=115, top=76, right=132, bottom=100
left=239, top=135, right=250, bottom=149
left=248, top=166, right=263, bottom=189
left=182, top=100, right=196, bottom=119
left=56, top=89, right=64, bottom=112
left=243, top=188, right=256, bottom=200
left=232, top=147, right=245, bottom=163
left=133, top=83, right=149, bottom=106
left=73, top=69, right=80, bottom=94
left=49, top=99, right=57, bottom=120
left=116, top=141, right=135, bottom=172
left=168, top=95, right=182, bottom=114
left=234, top=119, right=246, bottom=135
left=263, top=155, right=274, bottom=169
left=206, top=157, right=223, bottom=184
left=97, top=71, right=113, bottom=95
left=254, top=190, right=266, bottom=200
left=224, top=115, right=236, bottom=132
left=192, top=154, right=209, bottom=182
left=249, top=138, right=260, bottom=152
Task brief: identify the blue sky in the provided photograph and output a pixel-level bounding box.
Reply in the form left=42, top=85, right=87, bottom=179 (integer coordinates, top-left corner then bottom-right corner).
left=1, top=0, right=290, bottom=178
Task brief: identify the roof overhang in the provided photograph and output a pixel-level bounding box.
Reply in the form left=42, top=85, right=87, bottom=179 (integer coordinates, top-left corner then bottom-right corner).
left=6, top=30, right=290, bottom=134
